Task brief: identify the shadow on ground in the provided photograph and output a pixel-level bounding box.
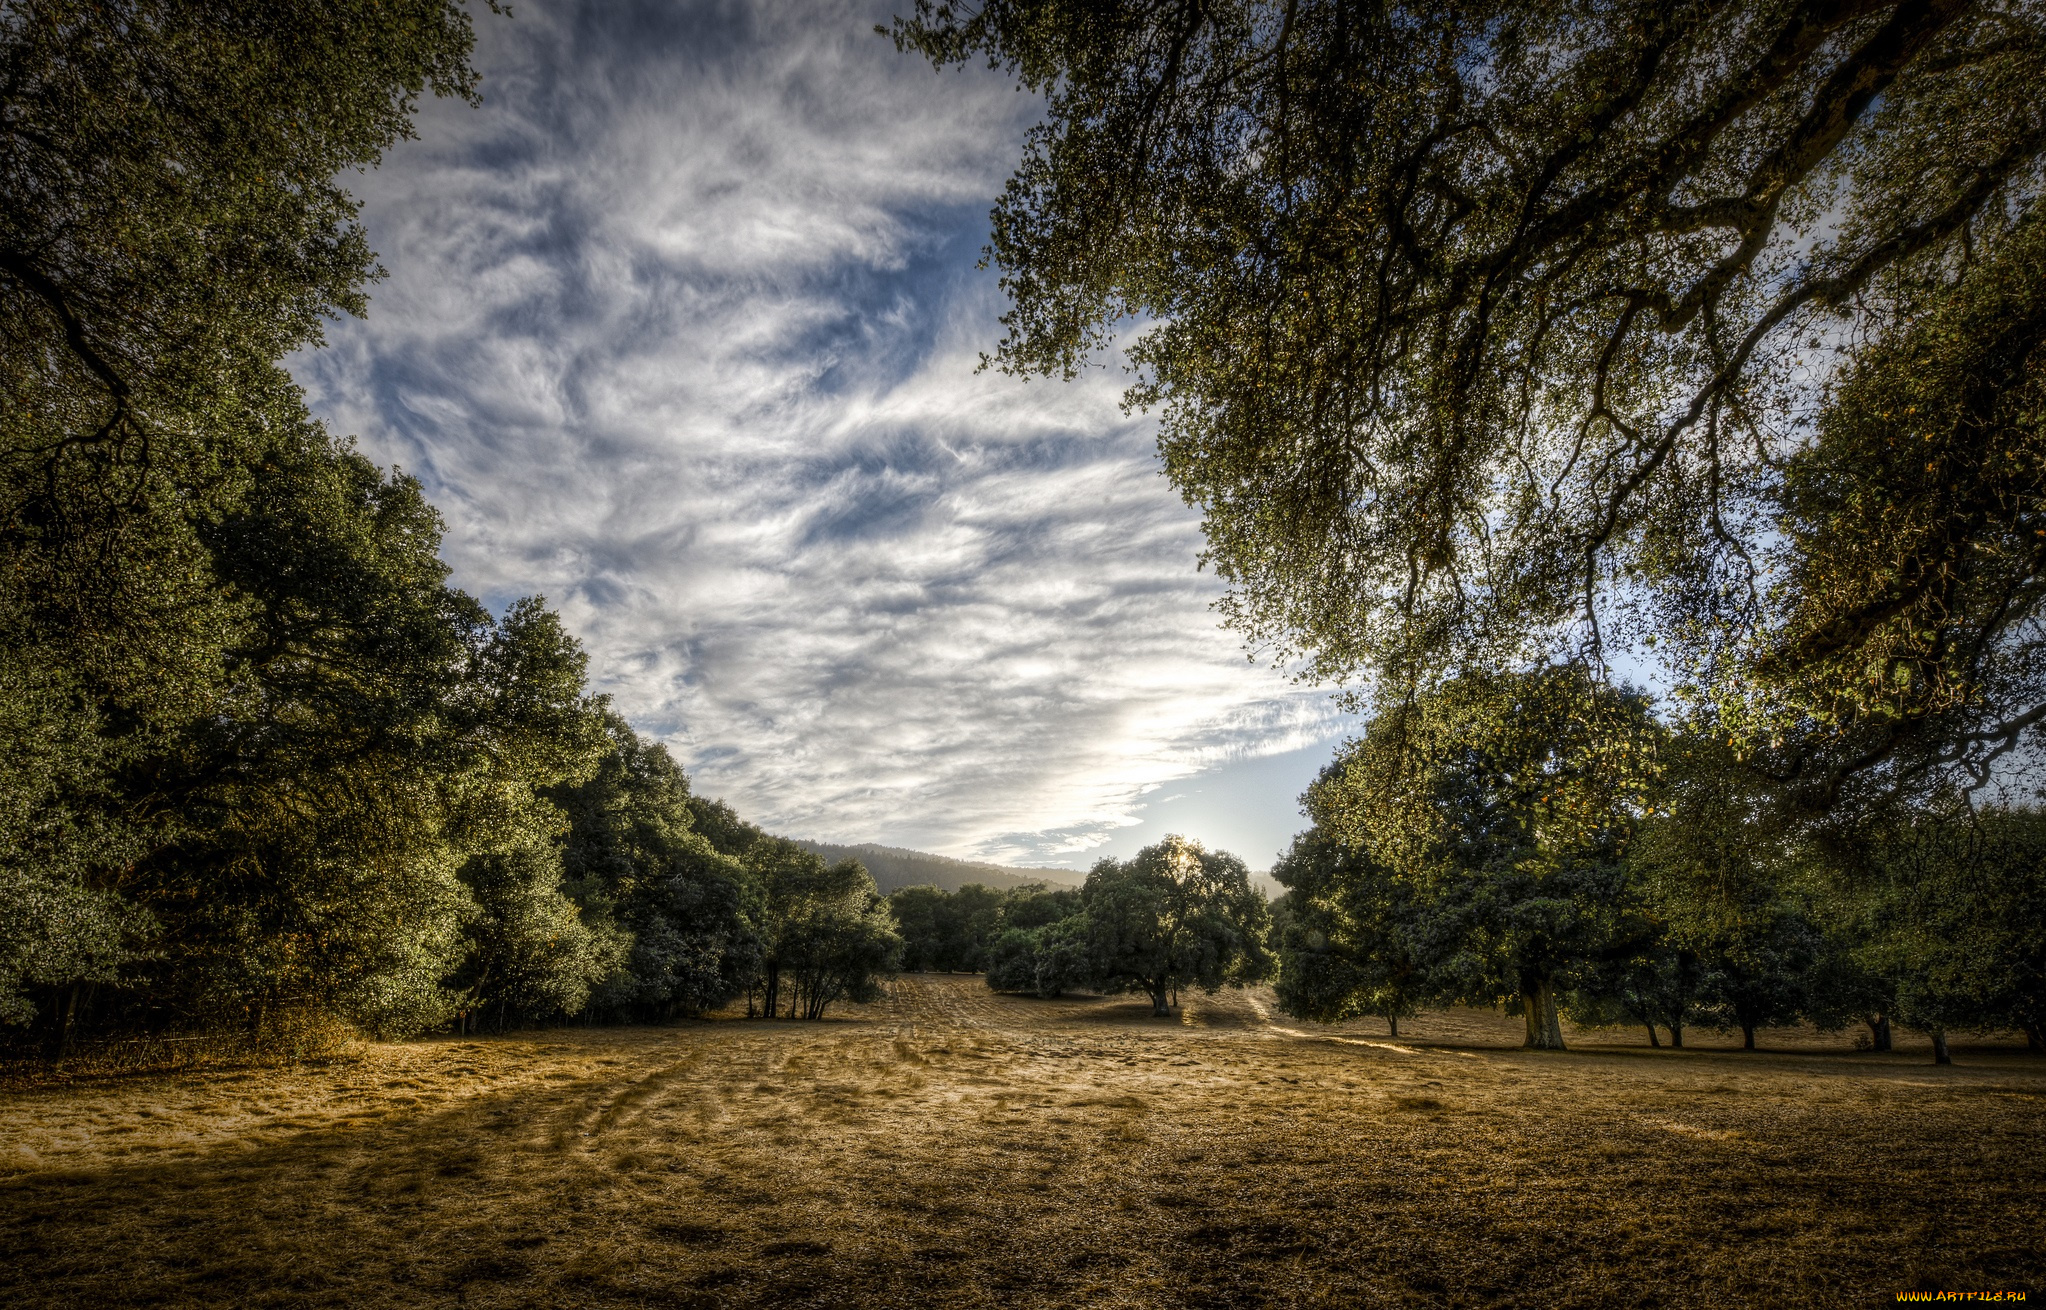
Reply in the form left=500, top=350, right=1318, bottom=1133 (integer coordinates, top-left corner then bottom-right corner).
left=2, top=977, right=2039, bottom=1308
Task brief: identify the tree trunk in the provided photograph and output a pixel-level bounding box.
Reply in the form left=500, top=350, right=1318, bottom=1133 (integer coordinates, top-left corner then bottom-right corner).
left=1150, top=983, right=1171, bottom=1018
left=1521, top=978, right=1565, bottom=1050
left=1669, top=1020, right=1683, bottom=1048
left=1388, top=1014, right=1399, bottom=1038
left=1867, top=1014, right=1893, bottom=1051
left=1933, top=1028, right=1952, bottom=1065
left=1644, top=1020, right=1660, bottom=1048
left=763, top=965, right=780, bottom=1021
left=2023, top=1022, right=2042, bottom=1053
left=56, top=984, right=80, bottom=1059
left=1742, top=1024, right=1756, bottom=1051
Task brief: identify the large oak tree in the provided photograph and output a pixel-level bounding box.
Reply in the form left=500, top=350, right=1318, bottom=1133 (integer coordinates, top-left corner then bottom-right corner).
left=896, top=0, right=2046, bottom=814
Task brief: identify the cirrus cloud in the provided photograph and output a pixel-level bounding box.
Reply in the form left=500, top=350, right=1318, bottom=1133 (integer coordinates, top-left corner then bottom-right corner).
left=292, top=0, right=1346, bottom=865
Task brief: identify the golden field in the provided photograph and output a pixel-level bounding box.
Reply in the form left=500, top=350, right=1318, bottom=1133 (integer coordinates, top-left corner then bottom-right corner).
left=1, top=974, right=2040, bottom=1308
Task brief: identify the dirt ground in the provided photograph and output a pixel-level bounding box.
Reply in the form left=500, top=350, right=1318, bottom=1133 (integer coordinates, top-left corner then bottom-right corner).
left=1, top=976, right=2039, bottom=1309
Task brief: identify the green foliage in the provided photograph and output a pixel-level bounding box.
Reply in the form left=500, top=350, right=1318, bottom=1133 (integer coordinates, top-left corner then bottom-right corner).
left=555, top=717, right=758, bottom=1020
left=0, top=0, right=501, bottom=1037
left=982, top=920, right=1091, bottom=999
left=889, top=880, right=1078, bottom=975
left=890, top=883, right=1007, bottom=972
left=1745, top=212, right=2046, bottom=809
left=453, top=847, right=627, bottom=1033
left=1270, top=833, right=1424, bottom=1035
left=776, top=892, right=903, bottom=1020
left=1073, top=836, right=1274, bottom=1016
left=757, top=855, right=903, bottom=1020
left=1292, top=666, right=1661, bottom=1047
left=1853, top=808, right=2046, bottom=1051
left=897, top=0, right=2046, bottom=808
left=979, top=885, right=1089, bottom=997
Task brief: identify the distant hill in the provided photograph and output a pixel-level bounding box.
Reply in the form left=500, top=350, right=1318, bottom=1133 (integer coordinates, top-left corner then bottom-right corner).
left=793, top=841, right=1085, bottom=894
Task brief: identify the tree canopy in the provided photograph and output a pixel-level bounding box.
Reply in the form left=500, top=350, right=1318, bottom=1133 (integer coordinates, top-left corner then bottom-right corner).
left=895, top=0, right=2046, bottom=813
left=984, top=837, right=1274, bottom=1014
left=1291, top=665, right=1661, bottom=1047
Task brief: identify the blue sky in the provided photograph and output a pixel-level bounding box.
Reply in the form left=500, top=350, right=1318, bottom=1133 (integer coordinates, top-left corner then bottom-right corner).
left=291, top=0, right=1357, bottom=870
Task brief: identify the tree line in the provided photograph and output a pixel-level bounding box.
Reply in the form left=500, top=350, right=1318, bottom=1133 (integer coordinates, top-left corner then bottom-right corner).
left=9, top=1, right=2045, bottom=1062
left=0, top=3, right=899, bottom=1055
left=893, top=838, right=1273, bottom=1014
left=899, top=671, right=2042, bottom=1061
left=1273, top=668, right=2045, bottom=1061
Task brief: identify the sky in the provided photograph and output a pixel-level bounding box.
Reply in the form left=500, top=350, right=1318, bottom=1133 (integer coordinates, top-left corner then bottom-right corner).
left=290, top=0, right=1359, bottom=871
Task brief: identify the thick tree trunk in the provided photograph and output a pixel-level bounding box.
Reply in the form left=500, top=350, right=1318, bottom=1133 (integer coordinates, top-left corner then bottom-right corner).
left=1866, top=1014, right=1893, bottom=1051
left=1669, top=1020, right=1684, bottom=1048
left=1742, top=1024, right=1756, bottom=1051
left=1521, top=978, right=1565, bottom=1050
left=2024, top=1022, right=2042, bottom=1053
left=1644, top=1020, right=1660, bottom=1048
left=1150, top=983, right=1171, bottom=1018
left=1933, top=1028, right=1952, bottom=1065
left=1388, top=1014, right=1399, bottom=1038
left=763, top=965, right=780, bottom=1021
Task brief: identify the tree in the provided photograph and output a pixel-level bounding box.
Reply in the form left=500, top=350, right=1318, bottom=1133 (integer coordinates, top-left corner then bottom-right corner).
left=890, top=882, right=1009, bottom=972
left=776, top=891, right=904, bottom=1020
left=984, top=919, right=1091, bottom=1000
left=105, top=444, right=609, bottom=1040
left=734, top=838, right=902, bottom=1021
left=452, top=847, right=628, bottom=1033
left=1573, top=943, right=1708, bottom=1049
left=895, top=0, right=2046, bottom=810
left=1309, top=666, right=1662, bottom=1049
left=554, top=717, right=758, bottom=1021
left=1074, top=836, right=1273, bottom=1017
left=1, top=0, right=503, bottom=1038
left=982, top=885, right=1089, bottom=997
left=1272, top=831, right=1426, bottom=1036
left=1852, top=807, right=2046, bottom=1061
left=1694, top=906, right=1826, bottom=1051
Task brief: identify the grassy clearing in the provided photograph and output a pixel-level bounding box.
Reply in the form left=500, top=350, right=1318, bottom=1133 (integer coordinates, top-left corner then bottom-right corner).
left=1, top=976, right=2039, bottom=1308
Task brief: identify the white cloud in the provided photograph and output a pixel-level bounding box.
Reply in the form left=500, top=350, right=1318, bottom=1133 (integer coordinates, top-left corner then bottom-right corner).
left=292, top=0, right=1344, bottom=864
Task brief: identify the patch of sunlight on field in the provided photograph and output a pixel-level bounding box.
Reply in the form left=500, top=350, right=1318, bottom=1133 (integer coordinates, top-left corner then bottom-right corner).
left=1, top=976, right=2040, bottom=1308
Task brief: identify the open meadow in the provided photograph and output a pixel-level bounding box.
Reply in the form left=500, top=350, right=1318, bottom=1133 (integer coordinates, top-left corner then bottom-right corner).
left=2, top=974, right=2040, bottom=1309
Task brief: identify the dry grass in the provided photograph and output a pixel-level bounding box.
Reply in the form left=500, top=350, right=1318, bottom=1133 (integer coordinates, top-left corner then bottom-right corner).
left=1, top=976, right=2039, bottom=1308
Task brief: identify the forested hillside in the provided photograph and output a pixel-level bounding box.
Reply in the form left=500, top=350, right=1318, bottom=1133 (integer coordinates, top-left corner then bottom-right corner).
left=794, top=842, right=1080, bottom=894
